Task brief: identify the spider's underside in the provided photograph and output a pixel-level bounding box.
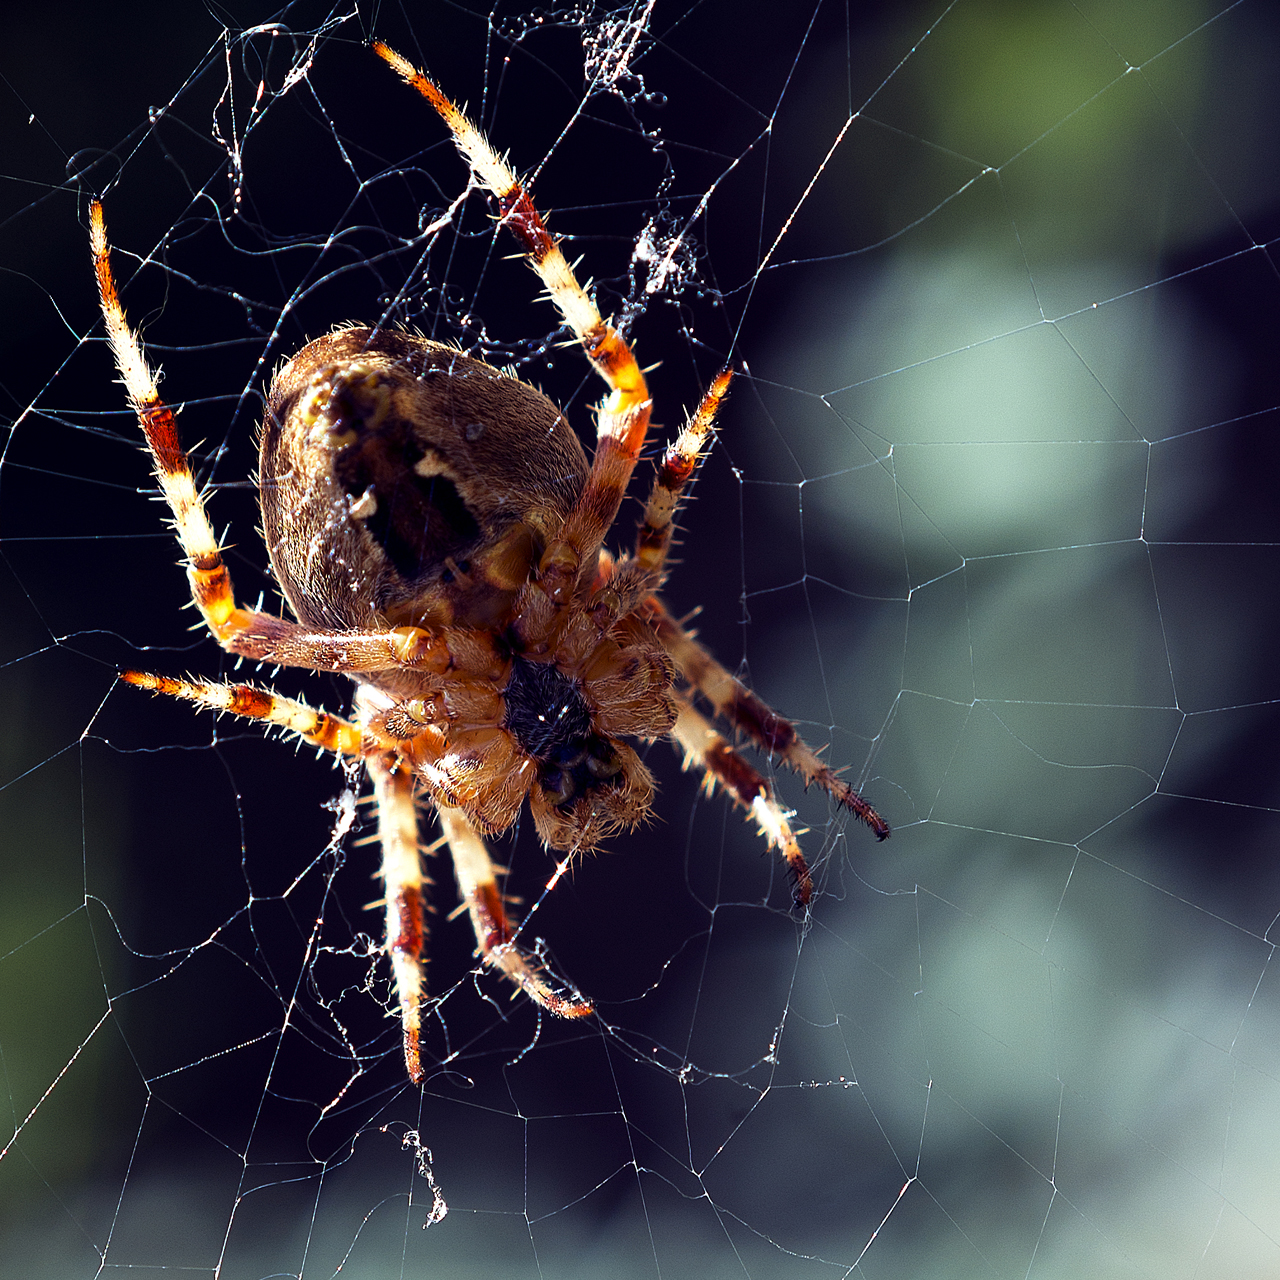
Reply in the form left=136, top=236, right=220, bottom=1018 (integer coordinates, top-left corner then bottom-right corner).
left=92, top=40, right=887, bottom=1085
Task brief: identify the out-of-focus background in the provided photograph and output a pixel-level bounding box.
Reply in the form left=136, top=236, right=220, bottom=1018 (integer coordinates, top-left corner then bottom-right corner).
left=3, top=1, right=1279, bottom=1276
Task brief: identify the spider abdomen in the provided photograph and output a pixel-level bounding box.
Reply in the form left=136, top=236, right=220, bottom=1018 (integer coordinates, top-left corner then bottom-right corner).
left=260, top=327, right=590, bottom=633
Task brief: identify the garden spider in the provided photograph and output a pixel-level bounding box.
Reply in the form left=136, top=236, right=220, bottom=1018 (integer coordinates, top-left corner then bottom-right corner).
left=90, top=40, right=888, bottom=1084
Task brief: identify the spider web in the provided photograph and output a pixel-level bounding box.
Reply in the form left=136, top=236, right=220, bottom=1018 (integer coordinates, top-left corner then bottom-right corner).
left=3, top=0, right=1280, bottom=1276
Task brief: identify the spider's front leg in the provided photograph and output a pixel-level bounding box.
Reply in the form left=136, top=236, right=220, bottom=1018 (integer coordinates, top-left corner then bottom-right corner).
left=670, top=695, right=813, bottom=908
left=119, top=673, right=432, bottom=1079
left=650, top=599, right=890, bottom=843
left=354, top=684, right=592, bottom=1078
left=124, top=671, right=591, bottom=1081
left=366, top=752, right=431, bottom=1082
left=433, top=805, right=594, bottom=1023
left=616, top=360, right=889, bottom=845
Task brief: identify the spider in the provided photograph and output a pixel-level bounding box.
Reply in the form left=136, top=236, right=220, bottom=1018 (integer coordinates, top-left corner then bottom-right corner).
left=89, top=40, right=888, bottom=1085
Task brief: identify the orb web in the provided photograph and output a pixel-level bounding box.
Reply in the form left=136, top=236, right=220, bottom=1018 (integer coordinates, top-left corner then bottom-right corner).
left=2, top=2, right=1279, bottom=1277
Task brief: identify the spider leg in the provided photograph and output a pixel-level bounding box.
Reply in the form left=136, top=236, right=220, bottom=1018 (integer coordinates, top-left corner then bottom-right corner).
left=670, top=694, right=813, bottom=908
left=91, top=202, right=463, bottom=677
left=119, top=670, right=372, bottom=755
left=648, top=599, right=890, bottom=842
left=577, top=367, right=732, bottom=628
left=434, top=804, right=594, bottom=1020
left=366, top=752, right=431, bottom=1083
left=635, top=369, right=732, bottom=585
left=123, top=672, right=432, bottom=1080
left=373, top=43, right=653, bottom=610
left=121, top=672, right=590, bottom=1071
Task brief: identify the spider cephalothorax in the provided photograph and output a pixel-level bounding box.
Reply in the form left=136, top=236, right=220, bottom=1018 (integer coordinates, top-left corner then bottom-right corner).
left=92, top=39, right=888, bottom=1085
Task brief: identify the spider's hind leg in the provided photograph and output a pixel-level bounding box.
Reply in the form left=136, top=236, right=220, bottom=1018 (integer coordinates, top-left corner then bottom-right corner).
left=91, top=203, right=463, bottom=680
left=372, top=42, right=654, bottom=611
